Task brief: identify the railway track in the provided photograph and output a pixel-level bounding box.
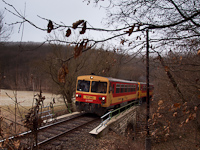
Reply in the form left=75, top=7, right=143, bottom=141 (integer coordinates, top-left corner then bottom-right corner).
left=1, top=113, right=100, bottom=149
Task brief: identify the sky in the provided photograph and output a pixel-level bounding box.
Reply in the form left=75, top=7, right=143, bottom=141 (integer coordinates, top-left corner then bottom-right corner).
left=0, top=0, right=108, bottom=42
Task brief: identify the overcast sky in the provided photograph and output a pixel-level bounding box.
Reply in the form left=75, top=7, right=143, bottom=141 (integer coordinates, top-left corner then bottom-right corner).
left=0, top=0, right=108, bottom=42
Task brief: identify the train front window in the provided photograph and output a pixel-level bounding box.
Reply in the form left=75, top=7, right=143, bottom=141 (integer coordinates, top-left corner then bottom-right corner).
left=91, top=81, right=107, bottom=93
left=77, top=80, right=90, bottom=92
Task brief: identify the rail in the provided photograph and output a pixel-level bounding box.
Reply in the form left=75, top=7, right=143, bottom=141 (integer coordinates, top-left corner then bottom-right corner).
left=96, top=100, right=139, bottom=132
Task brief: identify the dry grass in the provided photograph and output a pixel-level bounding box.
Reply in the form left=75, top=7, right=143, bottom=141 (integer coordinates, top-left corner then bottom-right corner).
left=0, top=90, right=70, bottom=141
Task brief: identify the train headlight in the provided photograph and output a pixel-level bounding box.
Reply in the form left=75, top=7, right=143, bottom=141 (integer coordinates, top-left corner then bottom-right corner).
left=76, top=94, right=81, bottom=98
left=102, top=97, right=105, bottom=100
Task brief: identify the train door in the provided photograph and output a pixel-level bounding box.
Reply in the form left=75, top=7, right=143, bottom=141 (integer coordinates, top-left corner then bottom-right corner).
left=137, top=82, right=141, bottom=99
left=108, top=82, right=114, bottom=106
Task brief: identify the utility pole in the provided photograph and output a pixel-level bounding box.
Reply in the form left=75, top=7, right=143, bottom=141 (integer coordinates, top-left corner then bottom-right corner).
left=145, top=29, right=151, bottom=150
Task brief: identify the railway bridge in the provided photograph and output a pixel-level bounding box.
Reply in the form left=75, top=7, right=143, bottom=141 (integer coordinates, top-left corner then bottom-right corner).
left=90, top=105, right=140, bottom=138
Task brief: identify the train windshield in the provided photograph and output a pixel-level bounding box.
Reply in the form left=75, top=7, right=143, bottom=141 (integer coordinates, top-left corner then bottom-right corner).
left=91, top=81, right=107, bottom=93
left=77, top=80, right=90, bottom=92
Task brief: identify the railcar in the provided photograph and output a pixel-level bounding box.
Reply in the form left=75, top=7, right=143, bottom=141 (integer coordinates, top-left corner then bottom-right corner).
left=138, top=82, right=154, bottom=103
left=75, top=75, right=153, bottom=116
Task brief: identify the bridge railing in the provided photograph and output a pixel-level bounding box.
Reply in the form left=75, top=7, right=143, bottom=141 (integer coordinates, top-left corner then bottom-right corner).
left=96, top=100, right=139, bottom=132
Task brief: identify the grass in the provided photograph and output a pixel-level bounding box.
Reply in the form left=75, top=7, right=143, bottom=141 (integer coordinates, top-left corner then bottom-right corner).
left=0, top=102, right=71, bottom=140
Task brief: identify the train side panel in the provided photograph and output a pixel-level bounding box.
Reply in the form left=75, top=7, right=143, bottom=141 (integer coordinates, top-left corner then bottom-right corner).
left=107, top=81, right=138, bottom=107
left=138, top=82, right=154, bottom=101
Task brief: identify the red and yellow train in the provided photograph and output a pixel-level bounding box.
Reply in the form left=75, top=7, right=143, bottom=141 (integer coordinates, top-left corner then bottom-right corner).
left=75, top=75, right=153, bottom=116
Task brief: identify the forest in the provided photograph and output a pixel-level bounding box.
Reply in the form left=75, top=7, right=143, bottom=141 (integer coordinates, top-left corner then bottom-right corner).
left=0, top=0, right=200, bottom=149
left=0, top=41, right=199, bottom=149
left=0, top=42, right=148, bottom=96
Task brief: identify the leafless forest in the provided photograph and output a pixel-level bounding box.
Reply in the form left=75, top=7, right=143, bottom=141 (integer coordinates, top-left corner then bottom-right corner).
left=0, top=0, right=200, bottom=149
left=0, top=41, right=199, bottom=149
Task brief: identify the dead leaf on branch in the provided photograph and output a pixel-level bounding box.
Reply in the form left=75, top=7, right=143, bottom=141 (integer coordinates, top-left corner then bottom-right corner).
left=66, top=28, right=71, bottom=37
left=13, top=140, right=20, bottom=149
left=74, top=42, right=83, bottom=59
left=173, top=103, right=181, bottom=108
left=80, top=21, right=87, bottom=34
left=173, top=112, right=177, bottom=117
left=194, top=106, right=198, bottom=112
left=197, top=49, right=200, bottom=55
left=158, top=100, right=164, bottom=106
left=183, top=102, right=187, bottom=106
left=47, top=20, right=53, bottom=33
left=189, top=113, right=196, bottom=120
left=58, top=64, right=69, bottom=83
left=152, top=113, right=156, bottom=119
left=151, top=131, right=156, bottom=136
left=72, top=20, right=84, bottom=29
left=125, top=24, right=135, bottom=36
left=74, top=40, right=88, bottom=58
left=83, top=39, right=88, bottom=49
left=179, top=121, right=184, bottom=127
left=186, top=110, right=190, bottom=114
left=164, top=66, right=170, bottom=72
left=136, top=36, right=141, bottom=40
left=0, top=115, right=3, bottom=121
left=120, top=40, right=125, bottom=45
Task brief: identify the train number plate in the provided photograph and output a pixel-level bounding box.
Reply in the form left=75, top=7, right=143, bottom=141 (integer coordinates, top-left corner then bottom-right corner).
left=83, top=95, right=96, bottom=100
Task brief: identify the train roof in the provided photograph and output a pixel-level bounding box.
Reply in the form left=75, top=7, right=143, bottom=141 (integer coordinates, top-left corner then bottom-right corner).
left=138, top=82, right=154, bottom=85
left=77, top=75, right=138, bottom=84
left=77, top=75, right=154, bottom=85
left=106, top=77, right=138, bottom=84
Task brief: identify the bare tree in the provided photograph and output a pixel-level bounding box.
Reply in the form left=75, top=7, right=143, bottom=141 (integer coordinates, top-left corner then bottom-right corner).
left=0, top=11, right=12, bottom=43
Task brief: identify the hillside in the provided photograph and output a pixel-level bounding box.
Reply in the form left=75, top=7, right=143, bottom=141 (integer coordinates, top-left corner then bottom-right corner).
left=0, top=42, right=72, bottom=91
left=0, top=42, right=148, bottom=92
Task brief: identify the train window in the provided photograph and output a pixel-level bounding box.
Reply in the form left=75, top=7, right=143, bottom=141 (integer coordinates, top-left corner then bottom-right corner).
left=125, top=85, right=128, bottom=92
left=112, top=84, right=115, bottom=93
left=133, top=85, right=136, bottom=91
left=91, top=81, right=107, bottom=93
left=130, top=85, right=133, bottom=92
left=77, top=80, right=90, bottom=92
left=143, top=85, right=146, bottom=91
left=116, top=84, right=120, bottom=93
left=128, top=85, right=131, bottom=92
left=121, top=84, right=124, bottom=93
